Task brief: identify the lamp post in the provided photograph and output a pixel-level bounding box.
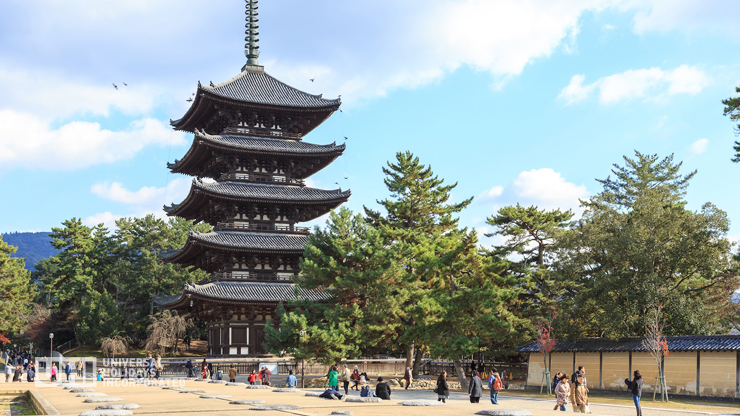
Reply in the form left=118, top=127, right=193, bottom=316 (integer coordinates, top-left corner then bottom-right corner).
left=49, top=333, right=54, bottom=372
left=299, top=329, right=306, bottom=389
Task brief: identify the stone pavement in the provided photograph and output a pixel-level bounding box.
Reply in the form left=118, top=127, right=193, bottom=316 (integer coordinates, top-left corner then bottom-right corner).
left=10, top=379, right=740, bottom=416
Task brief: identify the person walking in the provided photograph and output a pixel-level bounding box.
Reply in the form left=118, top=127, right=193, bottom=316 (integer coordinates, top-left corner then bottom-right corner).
left=26, top=365, right=35, bottom=382
left=340, top=364, right=352, bottom=394
left=570, top=366, right=588, bottom=411
left=625, top=370, right=643, bottom=416
left=76, top=361, right=83, bottom=378
left=228, top=365, right=237, bottom=383
left=13, top=364, right=22, bottom=383
left=185, top=359, right=193, bottom=377
left=154, top=354, right=162, bottom=380
left=351, top=365, right=361, bottom=391
left=488, top=368, right=503, bottom=405
left=375, top=376, right=391, bottom=400
left=554, top=374, right=570, bottom=411
left=552, top=372, right=562, bottom=394
left=261, top=366, right=272, bottom=386
left=65, top=362, right=71, bottom=381
left=404, top=366, right=412, bottom=390
left=572, top=373, right=588, bottom=413
left=435, top=371, right=450, bottom=403
left=4, top=361, right=12, bottom=383
left=286, top=370, right=297, bottom=388
left=468, top=370, right=483, bottom=403
left=327, top=365, right=339, bottom=392
left=145, top=353, right=154, bottom=380
left=201, top=359, right=207, bottom=379
left=50, top=363, right=57, bottom=382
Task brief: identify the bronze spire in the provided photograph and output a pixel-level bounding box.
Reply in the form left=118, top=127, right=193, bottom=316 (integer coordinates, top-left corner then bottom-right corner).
left=243, top=0, right=261, bottom=70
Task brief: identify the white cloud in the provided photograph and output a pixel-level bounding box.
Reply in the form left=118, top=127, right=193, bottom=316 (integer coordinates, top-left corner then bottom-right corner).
left=479, top=168, right=589, bottom=216
left=91, top=177, right=191, bottom=208
left=0, top=110, right=185, bottom=171
left=629, top=0, right=740, bottom=37
left=479, top=185, right=505, bottom=200
left=559, top=65, right=710, bottom=105
left=0, top=65, right=160, bottom=122
left=85, top=177, right=192, bottom=229
left=689, top=138, right=709, bottom=156
left=83, top=212, right=125, bottom=229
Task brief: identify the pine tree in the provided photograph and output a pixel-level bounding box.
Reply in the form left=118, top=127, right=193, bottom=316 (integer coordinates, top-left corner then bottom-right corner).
left=0, top=236, right=35, bottom=334
left=364, top=151, right=473, bottom=376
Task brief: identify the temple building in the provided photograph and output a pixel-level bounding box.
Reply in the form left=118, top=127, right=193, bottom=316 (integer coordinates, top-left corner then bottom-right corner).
left=157, top=0, right=349, bottom=357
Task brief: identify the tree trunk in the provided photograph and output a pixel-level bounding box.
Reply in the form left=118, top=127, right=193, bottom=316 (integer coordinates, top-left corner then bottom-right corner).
left=453, top=359, right=469, bottom=392
left=405, top=343, right=414, bottom=372
left=412, top=348, right=423, bottom=379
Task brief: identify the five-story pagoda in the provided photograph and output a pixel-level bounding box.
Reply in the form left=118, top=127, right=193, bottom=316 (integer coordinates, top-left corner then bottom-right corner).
left=158, top=0, right=349, bottom=357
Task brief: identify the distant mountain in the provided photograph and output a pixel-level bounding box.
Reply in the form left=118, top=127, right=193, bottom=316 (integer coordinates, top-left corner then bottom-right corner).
left=2, top=232, right=60, bottom=271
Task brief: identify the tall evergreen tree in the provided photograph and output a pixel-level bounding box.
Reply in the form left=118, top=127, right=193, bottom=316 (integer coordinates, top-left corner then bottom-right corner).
left=558, top=152, right=739, bottom=337
left=485, top=204, right=574, bottom=349
left=0, top=236, right=35, bottom=334
left=721, top=86, right=740, bottom=162
left=364, top=151, right=473, bottom=375
left=264, top=208, right=403, bottom=361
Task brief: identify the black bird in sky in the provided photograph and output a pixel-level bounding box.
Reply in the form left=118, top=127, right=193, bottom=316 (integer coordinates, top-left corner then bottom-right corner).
left=310, top=78, right=314, bottom=82
left=112, top=83, right=118, bottom=90
left=122, top=82, right=128, bottom=87
left=344, top=137, right=348, bottom=141
left=186, top=97, right=193, bottom=102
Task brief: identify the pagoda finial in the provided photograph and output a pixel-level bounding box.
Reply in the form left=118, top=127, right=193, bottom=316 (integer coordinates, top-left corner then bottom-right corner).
left=242, top=0, right=261, bottom=70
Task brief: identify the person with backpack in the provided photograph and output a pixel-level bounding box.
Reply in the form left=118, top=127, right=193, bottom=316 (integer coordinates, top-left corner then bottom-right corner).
left=488, top=368, right=503, bottom=404
left=261, top=366, right=272, bottom=386
left=435, top=371, right=450, bottom=403
left=625, top=370, right=643, bottom=416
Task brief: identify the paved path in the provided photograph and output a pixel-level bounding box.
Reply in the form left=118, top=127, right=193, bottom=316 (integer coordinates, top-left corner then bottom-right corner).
left=6, top=379, right=737, bottom=416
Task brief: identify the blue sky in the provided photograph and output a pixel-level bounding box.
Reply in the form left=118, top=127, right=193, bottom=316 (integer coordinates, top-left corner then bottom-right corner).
left=1, top=0, right=739, bottom=248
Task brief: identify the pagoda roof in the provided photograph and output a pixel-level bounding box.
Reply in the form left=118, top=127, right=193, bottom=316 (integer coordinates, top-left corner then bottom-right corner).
left=167, top=131, right=345, bottom=176
left=156, top=281, right=330, bottom=308
left=205, top=70, right=340, bottom=108
left=165, top=180, right=350, bottom=219
left=171, top=68, right=340, bottom=135
left=164, top=231, right=307, bottom=264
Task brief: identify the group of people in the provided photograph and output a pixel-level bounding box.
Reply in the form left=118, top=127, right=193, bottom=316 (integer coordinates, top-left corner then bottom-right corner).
left=552, top=366, right=590, bottom=412
left=551, top=365, right=643, bottom=415
left=433, top=367, right=504, bottom=404
left=321, top=366, right=389, bottom=401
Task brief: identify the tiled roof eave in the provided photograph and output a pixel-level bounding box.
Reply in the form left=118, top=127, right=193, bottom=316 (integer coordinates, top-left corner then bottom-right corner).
left=193, top=187, right=351, bottom=205
left=201, top=90, right=340, bottom=113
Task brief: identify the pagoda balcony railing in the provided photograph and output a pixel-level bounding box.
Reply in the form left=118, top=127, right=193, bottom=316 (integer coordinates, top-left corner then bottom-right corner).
left=219, top=173, right=305, bottom=186
left=224, top=126, right=302, bottom=140
left=211, top=272, right=294, bottom=282
left=215, top=222, right=310, bottom=234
